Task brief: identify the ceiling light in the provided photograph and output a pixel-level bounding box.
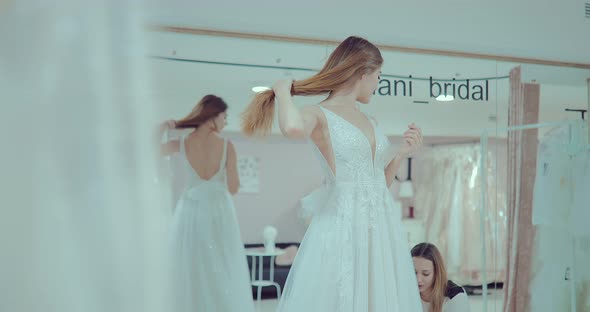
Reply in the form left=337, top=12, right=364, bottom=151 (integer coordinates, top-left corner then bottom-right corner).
left=436, top=94, right=454, bottom=101
left=252, top=86, right=271, bottom=93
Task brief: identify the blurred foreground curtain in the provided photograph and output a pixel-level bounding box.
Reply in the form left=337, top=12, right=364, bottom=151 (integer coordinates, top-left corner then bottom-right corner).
left=0, top=1, right=173, bottom=312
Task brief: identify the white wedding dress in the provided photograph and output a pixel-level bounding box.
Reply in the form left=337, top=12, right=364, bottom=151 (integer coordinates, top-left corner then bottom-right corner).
left=277, top=106, right=422, bottom=311
left=169, top=135, right=255, bottom=312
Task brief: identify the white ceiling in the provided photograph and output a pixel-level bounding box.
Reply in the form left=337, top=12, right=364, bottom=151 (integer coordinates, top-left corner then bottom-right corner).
left=146, top=0, right=590, bottom=64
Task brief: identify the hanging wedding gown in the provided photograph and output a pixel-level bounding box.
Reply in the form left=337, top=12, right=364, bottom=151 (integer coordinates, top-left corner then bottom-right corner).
left=277, top=106, right=422, bottom=312
left=169, top=135, right=255, bottom=312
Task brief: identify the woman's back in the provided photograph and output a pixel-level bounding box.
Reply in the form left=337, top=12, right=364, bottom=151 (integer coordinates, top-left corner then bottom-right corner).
left=182, top=132, right=226, bottom=182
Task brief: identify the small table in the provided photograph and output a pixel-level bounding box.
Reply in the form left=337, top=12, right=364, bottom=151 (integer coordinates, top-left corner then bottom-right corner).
left=245, top=248, right=286, bottom=301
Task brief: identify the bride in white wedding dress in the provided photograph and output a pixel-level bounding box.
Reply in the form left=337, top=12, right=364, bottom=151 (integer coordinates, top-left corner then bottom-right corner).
left=242, top=36, right=424, bottom=311
left=160, top=95, right=255, bottom=312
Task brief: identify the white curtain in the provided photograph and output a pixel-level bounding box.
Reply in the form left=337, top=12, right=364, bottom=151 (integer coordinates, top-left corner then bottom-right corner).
left=0, top=2, right=173, bottom=312
left=529, top=124, right=590, bottom=312
left=414, top=143, right=507, bottom=286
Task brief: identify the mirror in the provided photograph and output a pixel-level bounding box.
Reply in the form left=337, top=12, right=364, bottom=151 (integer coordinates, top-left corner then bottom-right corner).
left=147, top=29, right=517, bottom=311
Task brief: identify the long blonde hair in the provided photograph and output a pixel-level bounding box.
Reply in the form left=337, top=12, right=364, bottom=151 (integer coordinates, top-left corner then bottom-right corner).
left=241, top=36, right=383, bottom=136
left=411, top=243, right=448, bottom=312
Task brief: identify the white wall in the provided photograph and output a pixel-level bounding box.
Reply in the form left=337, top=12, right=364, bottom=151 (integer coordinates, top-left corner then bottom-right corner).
left=231, top=135, right=322, bottom=243
left=147, top=32, right=506, bottom=137
left=147, top=32, right=589, bottom=140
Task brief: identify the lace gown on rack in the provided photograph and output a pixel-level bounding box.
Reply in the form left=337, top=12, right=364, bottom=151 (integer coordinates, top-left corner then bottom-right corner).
left=169, top=136, right=255, bottom=312
left=277, top=106, right=422, bottom=312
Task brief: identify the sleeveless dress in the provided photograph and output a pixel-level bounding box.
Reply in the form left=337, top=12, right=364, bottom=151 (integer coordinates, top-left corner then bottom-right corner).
left=169, top=135, right=255, bottom=312
left=277, top=106, right=422, bottom=312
